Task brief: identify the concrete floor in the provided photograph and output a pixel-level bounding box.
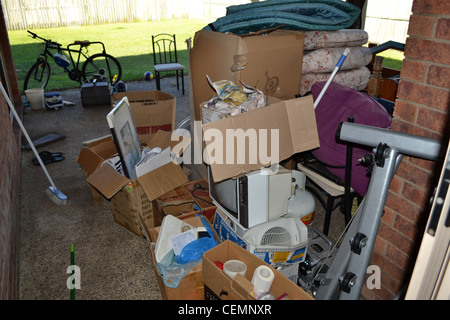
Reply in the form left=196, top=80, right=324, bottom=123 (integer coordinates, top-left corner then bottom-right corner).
left=18, top=76, right=346, bottom=300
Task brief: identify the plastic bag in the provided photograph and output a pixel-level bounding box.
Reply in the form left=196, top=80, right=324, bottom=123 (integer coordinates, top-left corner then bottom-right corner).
left=156, top=214, right=218, bottom=288
left=157, top=250, right=201, bottom=288
left=174, top=236, right=217, bottom=264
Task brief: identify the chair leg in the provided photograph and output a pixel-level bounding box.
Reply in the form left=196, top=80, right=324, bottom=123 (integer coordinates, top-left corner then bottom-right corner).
left=323, top=195, right=334, bottom=236
left=181, top=70, right=185, bottom=95
left=156, top=72, right=161, bottom=91
left=176, top=71, right=180, bottom=90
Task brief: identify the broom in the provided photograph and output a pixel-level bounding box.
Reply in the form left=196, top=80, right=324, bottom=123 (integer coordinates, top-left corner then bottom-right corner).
left=1, top=82, right=67, bottom=205
left=314, top=47, right=350, bottom=109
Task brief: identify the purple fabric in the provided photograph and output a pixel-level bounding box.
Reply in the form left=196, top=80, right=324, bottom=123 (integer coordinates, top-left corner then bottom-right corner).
left=311, top=81, right=391, bottom=197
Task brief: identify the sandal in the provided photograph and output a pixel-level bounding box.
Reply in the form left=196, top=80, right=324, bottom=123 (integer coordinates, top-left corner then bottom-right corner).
left=32, top=151, right=65, bottom=165
left=39, top=151, right=63, bottom=158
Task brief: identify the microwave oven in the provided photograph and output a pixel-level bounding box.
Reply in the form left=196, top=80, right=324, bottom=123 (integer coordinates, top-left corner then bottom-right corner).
left=208, top=165, right=292, bottom=229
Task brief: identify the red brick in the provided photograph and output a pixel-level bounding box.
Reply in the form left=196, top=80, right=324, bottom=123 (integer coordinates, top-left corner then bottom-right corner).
left=370, top=247, right=405, bottom=280
left=412, top=0, right=450, bottom=14
left=396, top=160, right=433, bottom=191
left=373, top=284, right=396, bottom=300
left=383, top=206, right=397, bottom=226
left=393, top=212, right=420, bottom=240
left=400, top=59, right=427, bottom=83
left=378, top=221, right=415, bottom=255
left=374, top=234, right=388, bottom=254
left=387, top=243, right=411, bottom=269
left=405, top=38, right=450, bottom=66
left=408, top=14, right=436, bottom=38
left=397, top=80, right=449, bottom=112
left=380, top=268, right=404, bottom=295
left=402, top=181, right=431, bottom=209
left=389, top=175, right=403, bottom=195
left=409, top=156, right=438, bottom=172
left=391, top=118, right=443, bottom=140
left=361, top=284, right=378, bottom=300
left=436, top=17, right=450, bottom=40
left=417, top=106, right=448, bottom=133
left=391, top=99, right=418, bottom=124
left=427, top=64, right=450, bottom=89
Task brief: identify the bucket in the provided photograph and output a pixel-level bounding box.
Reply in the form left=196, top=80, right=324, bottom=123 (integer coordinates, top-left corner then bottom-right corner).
left=25, top=88, right=45, bottom=110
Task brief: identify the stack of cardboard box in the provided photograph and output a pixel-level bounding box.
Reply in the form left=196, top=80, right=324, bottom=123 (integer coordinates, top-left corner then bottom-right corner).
left=77, top=28, right=319, bottom=300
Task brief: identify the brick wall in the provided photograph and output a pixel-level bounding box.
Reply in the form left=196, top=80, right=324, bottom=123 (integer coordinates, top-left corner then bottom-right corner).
left=361, top=0, right=450, bottom=300
left=0, top=3, right=22, bottom=300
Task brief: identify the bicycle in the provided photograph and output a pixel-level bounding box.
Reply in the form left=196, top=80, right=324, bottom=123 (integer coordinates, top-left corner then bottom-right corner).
left=23, top=30, right=122, bottom=92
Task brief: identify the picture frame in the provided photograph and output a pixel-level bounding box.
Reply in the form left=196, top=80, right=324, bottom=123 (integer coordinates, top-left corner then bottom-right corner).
left=106, top=96, right=142, bottom=179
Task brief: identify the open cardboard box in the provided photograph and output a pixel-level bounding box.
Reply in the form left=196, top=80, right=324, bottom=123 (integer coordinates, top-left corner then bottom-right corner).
left=148, top=214, right=218, bottom=300
left=77, top=130, right=190, bottom=237
left=203, top=240, right=313, bottom=300
left=153, top=179, right=217, bottom=226
left=202, top=95, right=319, bottom=183
left=111, top=90, right=176, bottom=145
left=190, top=29, right=305, bottom=122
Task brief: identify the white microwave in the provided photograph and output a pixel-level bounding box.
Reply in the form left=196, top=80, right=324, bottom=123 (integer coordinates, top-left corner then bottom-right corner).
left=208, top=165, right=292, bottom=229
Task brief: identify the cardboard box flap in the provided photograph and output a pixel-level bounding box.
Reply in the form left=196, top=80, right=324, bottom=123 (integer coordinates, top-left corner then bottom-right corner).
left=148, top=130, right=191, bottom=158
left=137, top=162, right=188, bottom=201
left=287, top=95, right=320, bottom=154
left=202, top=95, right=319, bottom=182
left=77, top=147, right=106, bottom=176
left=231, top=273, right=254, bottom=300
left=86, top=163, right=130, bottom=199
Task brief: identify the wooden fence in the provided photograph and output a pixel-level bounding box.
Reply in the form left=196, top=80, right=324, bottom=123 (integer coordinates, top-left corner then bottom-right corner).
left=363, top=0, right=413, bottom=44
left=1, top=0, right=250, bottom=30
left=2, top=0, right=413, bottom=45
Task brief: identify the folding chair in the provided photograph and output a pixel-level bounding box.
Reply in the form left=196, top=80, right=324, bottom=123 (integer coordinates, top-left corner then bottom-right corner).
left=152, top=33, right=185, bottom=95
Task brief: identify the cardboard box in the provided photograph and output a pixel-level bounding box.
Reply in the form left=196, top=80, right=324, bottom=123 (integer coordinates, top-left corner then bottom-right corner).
left=190, top=29, right=305, bottom=121
left=154, top=179, right=217, bottom=226
left=77, top=131, right=189, bottom=237
left=202, top=95, right=319, bottom=182
left=148, top=215, right=217, bottom=300
left=111, top=90, right=176, bottom=144
left=203, top=240, right=313, bottom=300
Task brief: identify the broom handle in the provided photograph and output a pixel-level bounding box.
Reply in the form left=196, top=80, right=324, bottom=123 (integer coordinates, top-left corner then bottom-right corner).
left=0, top=83, right=57, bottom=189
left=314, top=48, right=350, bottom=109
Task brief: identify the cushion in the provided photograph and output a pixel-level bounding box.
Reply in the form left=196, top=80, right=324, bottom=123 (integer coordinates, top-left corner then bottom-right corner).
left=300, top=67, right=370, bottom=96
left=311, top=81, right=391, bottom=197
left=302, top=46, right=372, bottom=74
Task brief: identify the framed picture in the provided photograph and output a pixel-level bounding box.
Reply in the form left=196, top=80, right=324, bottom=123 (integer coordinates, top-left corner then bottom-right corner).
left=106, top=97, right=142, bottom=179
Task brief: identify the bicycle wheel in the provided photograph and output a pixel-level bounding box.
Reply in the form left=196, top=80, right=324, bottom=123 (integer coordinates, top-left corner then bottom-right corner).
left=81, top=53, right=121, bottom=86
left=23, top=59, right=51, bottom=92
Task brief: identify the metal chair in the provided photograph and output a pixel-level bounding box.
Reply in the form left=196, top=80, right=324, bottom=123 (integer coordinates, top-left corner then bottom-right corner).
left=297, top=117, right=362, bottom=236
left=152, top=33, right=185, bottom=95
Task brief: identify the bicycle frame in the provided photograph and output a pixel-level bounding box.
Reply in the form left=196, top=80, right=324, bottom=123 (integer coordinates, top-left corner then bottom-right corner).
left=31, top=31, right=107, bottom=84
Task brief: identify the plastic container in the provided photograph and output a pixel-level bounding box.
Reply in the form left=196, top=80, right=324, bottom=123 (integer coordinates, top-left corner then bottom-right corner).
left=25, top=88, right=45, bottom=110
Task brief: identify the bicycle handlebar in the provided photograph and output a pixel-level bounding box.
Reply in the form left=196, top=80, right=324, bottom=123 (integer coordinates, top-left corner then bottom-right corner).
left=27, top=30, right=62, bottom=48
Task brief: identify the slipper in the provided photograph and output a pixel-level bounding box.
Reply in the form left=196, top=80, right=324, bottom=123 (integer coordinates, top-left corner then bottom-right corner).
left=32, top=153, right=65, bottom=165
left=39, top=151, right=63, bottom=158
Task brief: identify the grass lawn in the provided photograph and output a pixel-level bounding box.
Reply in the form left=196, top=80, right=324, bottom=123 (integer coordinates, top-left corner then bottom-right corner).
left=376, top=48, right=404, bottom=70
left=9, top=20, right=405, bottom=93
left=8, top=19, right=214, bottom=92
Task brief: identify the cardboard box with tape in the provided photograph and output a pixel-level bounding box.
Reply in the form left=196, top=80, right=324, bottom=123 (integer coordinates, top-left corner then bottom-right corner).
left=77, top=129, right=190, bottom=237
